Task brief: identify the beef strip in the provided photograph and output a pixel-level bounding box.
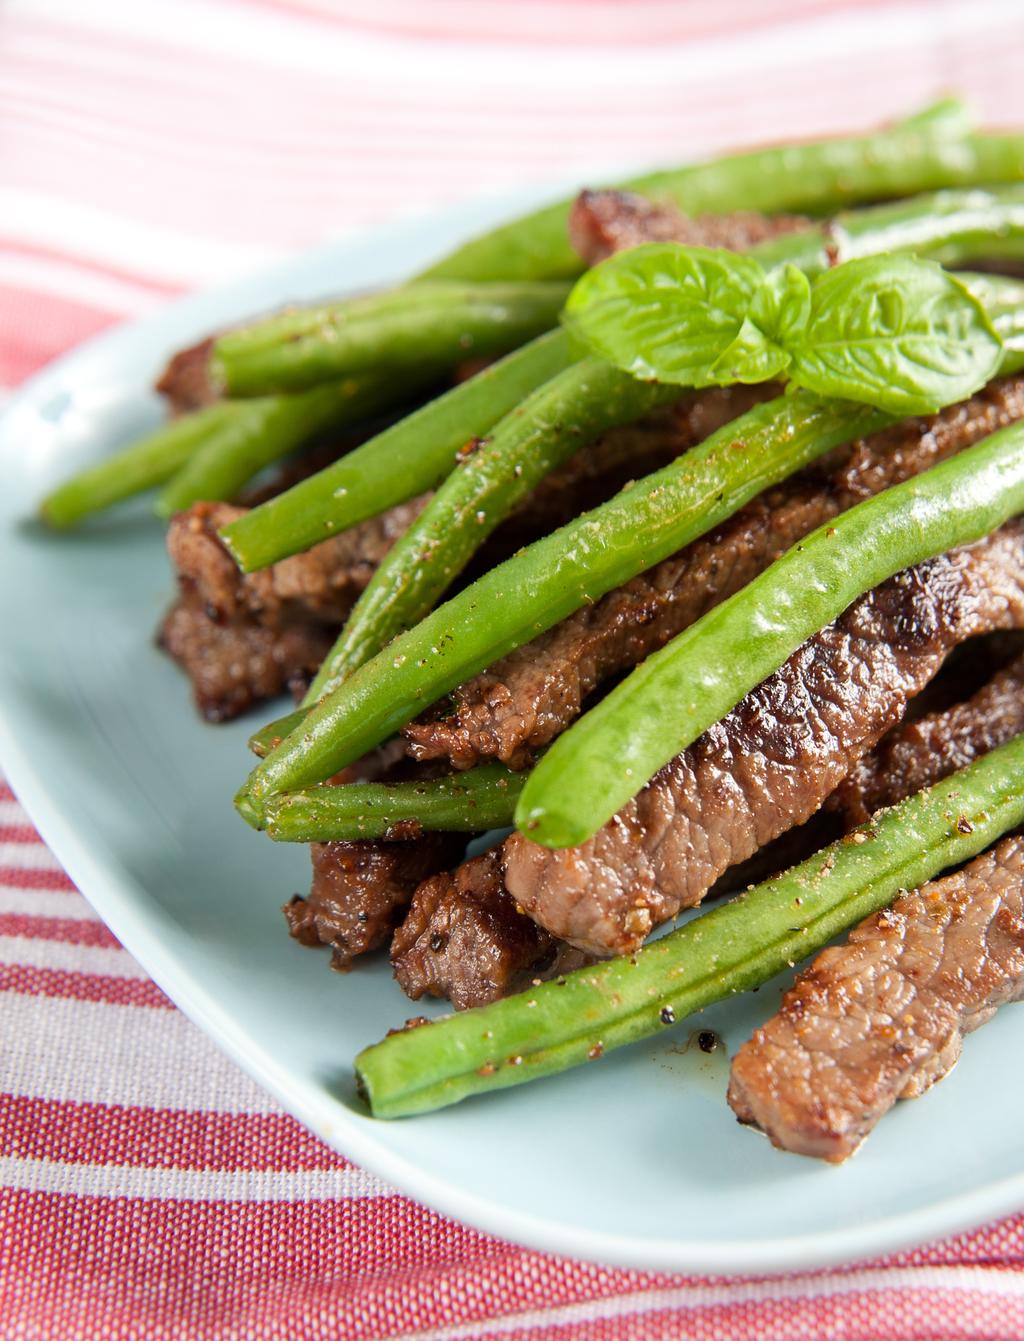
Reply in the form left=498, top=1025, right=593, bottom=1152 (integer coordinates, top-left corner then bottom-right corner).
left=501, top=522, right=1024, bottom=957
left=720, top=643, right=1024, bottom=891
left=727, top=834, right=1024, bottom=1162
left=155, top=337, right=218, bottom=414
left=830, top=649, right=1024, bottom=827
left=167, top=497, right=430, bottom=629
left=390, top=848, right=590, bottom=1010
left=282, top=746, right=459, bottom=971
left=284, top=831, right=465, bottom=970
left=158, top=593, right=335, bottom=722
left=406, top=376, right=1024, bottom=771
left=568, top=189, right=809, bottom=267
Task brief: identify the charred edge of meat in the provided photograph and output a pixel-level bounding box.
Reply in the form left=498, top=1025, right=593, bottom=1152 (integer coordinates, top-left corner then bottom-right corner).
left=567, top=188, right=810, bottom=267
left=155, top=337, right=217, bottom=415
left=283, top=831, right=465, bottom=970
left=706, top=812, right=843, bottom=901
left=157, top=593, right=335, bottom=723
left=390, top=848, right=591, bottom=1011
left=167, top=497, right=430, bottom=630
left=727, top=834, right=1024, bottom=1162
left=829, top=646, right=1024, bottom=827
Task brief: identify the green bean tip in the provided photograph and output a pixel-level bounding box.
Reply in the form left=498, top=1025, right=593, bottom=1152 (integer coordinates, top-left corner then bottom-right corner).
left=234, top=783, right=267, bottom=830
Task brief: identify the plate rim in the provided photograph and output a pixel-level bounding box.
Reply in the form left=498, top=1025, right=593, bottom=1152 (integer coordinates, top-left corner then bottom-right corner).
left=3, top=202, right=1024, bottom=1274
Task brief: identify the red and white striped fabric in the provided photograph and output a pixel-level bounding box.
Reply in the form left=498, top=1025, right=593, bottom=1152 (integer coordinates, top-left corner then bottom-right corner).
left=6, top=2, right=1024, bottom=1335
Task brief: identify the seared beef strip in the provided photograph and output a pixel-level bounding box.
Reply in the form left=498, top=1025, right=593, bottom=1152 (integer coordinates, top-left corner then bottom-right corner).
left=168, top=497, right=430, bottom=629
left=284, top=832, right=464, bottom=970
left=391, top=851, right=549, bottom=1008
left=568, top=189, right=809, bottom=267
left=406, top=377, right=1024, bottom=771
left=282, top=747, right=459, bottom=970
left=728, top=835, right=1024, bottom=1162
left=831, top=649, right=1024, bottom=826
left=156, top=337, right=218, bottom=414
left=158, top=593, right=335, bottom=723
left=502, top=523, right=1024, bottom=957
left=391, top=848, right=590, bottom=1010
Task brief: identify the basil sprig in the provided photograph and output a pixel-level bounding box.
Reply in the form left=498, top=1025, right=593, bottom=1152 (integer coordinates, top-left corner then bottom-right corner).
left=563, top=246, right=1002, bottom=415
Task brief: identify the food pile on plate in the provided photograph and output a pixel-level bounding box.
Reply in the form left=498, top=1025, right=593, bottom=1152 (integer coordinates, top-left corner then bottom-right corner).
left=41, top=98, right=1024, bottom=1161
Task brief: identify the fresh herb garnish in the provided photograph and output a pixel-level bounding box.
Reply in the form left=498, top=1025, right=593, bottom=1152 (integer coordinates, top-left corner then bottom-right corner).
left=563, top=246, right=1003, bottom=414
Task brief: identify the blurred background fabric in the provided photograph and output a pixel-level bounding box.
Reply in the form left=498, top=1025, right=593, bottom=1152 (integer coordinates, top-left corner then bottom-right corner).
left=5, top=1, right=1024, bottom=1337
left=5, top=0, right=1024, bottom=388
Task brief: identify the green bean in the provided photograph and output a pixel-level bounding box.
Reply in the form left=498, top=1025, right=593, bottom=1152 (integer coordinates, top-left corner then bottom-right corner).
left=355, top=730, right=1024, bottom=1117
left=519, top=417, right=1024, bottom=847
left=968, top=273, right=1024, bottom=356
left=214, top=282, right=572, bottom=397
left=892, top=96, right=970, bottom=133
left=39, top=402, right=236, bottom=529
left=262, top=763, right=524, bottom=842
left=751, top=185, right=1024, bottom=278
left=218, top=329, right=575, bottom=574
left=211, top=284, right=446, bottom=356
left=247, top=708, right=306, bottom=759
left=420, top=118, right=1024, bottom=284
left=303, top=358, right=678, bottom=704
left=154, top=375, right=405, bottom=518
left=238, top=276, right=1024, bottom=811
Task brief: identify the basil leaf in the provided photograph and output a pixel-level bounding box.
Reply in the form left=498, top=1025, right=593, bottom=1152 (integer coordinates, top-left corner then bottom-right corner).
left=789, top=256, right=1003, bottom=415
left=752, top=264, right=812, bottom=347
left=709, top=265, right=810, bottom=382
left=708, top=317, right=792, bottom=384
left=563, top=244, right=767, bottom=386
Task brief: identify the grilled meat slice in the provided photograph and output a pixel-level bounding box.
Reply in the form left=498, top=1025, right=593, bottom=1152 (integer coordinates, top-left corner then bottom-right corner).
left=502, top=523, right=1024, bottom=957
left=167, top=497, right=429, bottom=628
left=728, top=835, right=1024, bottom=1162
left=155, top=337, right=218, bottom=414
left=406, top=377, right=1024, bottom=771
left=831, top=649, right=1024, bottom=827
left=391, top=849, right=589, bottom=1010
left=568, top=189, right=808, bottom=266
left=284, top=832, right=464, bottom=970
left=158, top=593, right=334, bottom=723
left=391, top=850, right=550, bottom=1009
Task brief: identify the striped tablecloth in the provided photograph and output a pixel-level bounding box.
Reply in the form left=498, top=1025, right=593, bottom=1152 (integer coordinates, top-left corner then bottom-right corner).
left=6, top=2, right=1024, bottom=1335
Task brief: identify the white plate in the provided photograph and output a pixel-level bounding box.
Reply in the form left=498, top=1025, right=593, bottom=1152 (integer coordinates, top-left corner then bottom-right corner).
left=3, top=197, right=1023, bottom=1274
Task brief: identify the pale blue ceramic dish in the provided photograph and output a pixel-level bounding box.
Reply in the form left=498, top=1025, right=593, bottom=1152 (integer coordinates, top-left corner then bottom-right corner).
left=3, top=198, right=1023, bottom=1273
